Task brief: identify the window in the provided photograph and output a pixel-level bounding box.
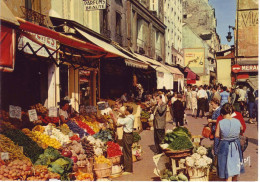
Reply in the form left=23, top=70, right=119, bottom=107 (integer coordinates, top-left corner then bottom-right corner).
left=183, top=14, right=187, bottom=18
left=116, top=12, right=121, bottom=35
left=103, top=10, right=108, bottom=30
left=25, top=0, right=32, bottom=9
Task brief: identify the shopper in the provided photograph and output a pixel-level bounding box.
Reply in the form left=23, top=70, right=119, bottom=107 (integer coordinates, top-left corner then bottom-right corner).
left=153, top=94, right=167, bottom=154
left=247, top=88, right=255, bottom=124
left=215, top=103, right=245, bottom=181
left=186, top=87, right=192, bottom=110
left=59, top=100, right=70, bottom=123
left=191, top=86, right=197, bottom=117
left=196, top=85, right=208, bottom=118
left=220, top=86, right=230, bottom=107
left=110, top=106, right=134, bottom=175
left=172, top=94, right=185, bottom=127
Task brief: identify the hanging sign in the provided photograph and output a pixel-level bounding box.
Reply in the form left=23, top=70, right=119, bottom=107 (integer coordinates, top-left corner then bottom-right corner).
left=28, top=109, right=38, bottom=122
left=83, top=0, right=107, bottom=10
left=49, top=107, right=58, bottom=117
left=9, top=105, right=22, bottom=119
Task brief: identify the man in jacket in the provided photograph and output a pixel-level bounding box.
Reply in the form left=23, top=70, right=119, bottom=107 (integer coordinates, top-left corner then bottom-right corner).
left=172, top=94, right=185, bottom=127
left=153, top=94, right=167, bottom=154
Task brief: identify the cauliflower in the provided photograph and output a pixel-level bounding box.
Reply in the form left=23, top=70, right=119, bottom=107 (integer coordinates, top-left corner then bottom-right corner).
left=195, top=158, right=207, bottom=168
left=94, top=147, right=103, bottom=156
left=197, top=146, right=207, bottom=156
left=166, top=129, right=173, bottom=134
left=160, top=144, right=169, bottom=149
left=179, top=159, right=186, bottom=164
left=202, top=155, right=212, bottom=165
left=191, top=153, right=201, bottom=160
left=185, top=157, right=195, bottom=167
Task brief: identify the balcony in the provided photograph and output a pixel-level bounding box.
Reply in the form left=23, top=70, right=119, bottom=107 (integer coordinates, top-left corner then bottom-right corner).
left=20, top=6, right=46, bottom=26
left=115, top=33, right=123, bottom=45
left=101, top=28, right=111, bottom=38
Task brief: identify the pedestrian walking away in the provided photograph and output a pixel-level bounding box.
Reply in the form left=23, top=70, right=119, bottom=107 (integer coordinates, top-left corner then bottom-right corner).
left=172, top=94, right=185, bottom=127
left=196, top=85, right=208, bottom=118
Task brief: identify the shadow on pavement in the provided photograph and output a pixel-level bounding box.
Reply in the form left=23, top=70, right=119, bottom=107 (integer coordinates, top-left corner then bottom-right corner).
left=248, top=137, right=258, bottom=146
left=149, top=145, right=157, bottom=153
left=151, top=176, right=161, bottom=181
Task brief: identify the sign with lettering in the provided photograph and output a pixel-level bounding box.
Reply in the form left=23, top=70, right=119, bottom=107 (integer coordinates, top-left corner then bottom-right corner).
left=83, top=0, right=107, bottom=11
left=232, top=64, right=258, bottom=73
left=9, top=105, right=22, bottom=119
left=184, top=48, right=205, bottom=74
left=28, top=109, right=38, bottom=122
left=49, top=107, right=58, bottom=117
left=18, top=32, right=56, bottom=58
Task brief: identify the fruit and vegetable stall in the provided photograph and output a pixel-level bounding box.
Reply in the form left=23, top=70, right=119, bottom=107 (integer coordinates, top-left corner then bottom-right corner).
left=154, top=127, right=213, bottom=181
left=0, top=104, right=142, bottom=181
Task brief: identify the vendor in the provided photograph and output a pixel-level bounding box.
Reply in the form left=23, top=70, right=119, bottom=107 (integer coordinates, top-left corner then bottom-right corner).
left=114, top=99, right=126, bottom=117
left=59, top=100, right=70, bottom=123
left=109, top=106, right=134, bottom=175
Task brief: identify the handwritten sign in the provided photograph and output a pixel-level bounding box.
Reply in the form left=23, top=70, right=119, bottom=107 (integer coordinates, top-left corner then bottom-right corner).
left=49, top=107, right=58, bottom=117
left=1, top=152, right=9, bottom=160
left=28, top=109, right=38, bottom=122
left=9, top=105, right=22, bottom=119
left=83, top=0, right=107, bottom=11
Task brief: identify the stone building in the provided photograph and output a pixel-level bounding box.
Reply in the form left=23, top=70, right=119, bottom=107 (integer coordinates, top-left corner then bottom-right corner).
left=164, top=0, right=184, bottom=66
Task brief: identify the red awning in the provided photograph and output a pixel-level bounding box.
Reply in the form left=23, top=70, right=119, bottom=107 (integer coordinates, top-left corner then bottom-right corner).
left=187, top=80, right=196, bottom=84
left=237, top=74, right=249, bottom=80
left=17, top=18, right=106, bottom=55
left=184, top=67, right=199, bottom=80
left=0, top=25, right=16, bottom=72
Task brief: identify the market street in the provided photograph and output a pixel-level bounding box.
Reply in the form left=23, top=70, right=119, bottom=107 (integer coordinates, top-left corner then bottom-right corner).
left=114, top=109, right=258, bottom=181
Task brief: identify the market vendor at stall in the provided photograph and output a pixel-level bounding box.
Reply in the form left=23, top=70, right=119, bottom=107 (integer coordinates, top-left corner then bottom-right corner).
left=59, top=100, right=70, bottom=123
left=109, top=106, right=135, bottom=175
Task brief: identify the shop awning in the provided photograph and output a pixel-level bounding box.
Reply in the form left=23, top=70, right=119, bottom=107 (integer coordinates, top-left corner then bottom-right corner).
left=0, top=1, right=19, bottom=26
left=184, top=67, right=200, bottom=80
left=75, top=28, right=148, bottom=69
left=17, top=18, right=106, bottom=54
left=165, top=65, right=184, bottom=81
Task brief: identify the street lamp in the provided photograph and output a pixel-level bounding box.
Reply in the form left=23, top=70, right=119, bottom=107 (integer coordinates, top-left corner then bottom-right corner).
left=226, top=25, right=235, bottom=42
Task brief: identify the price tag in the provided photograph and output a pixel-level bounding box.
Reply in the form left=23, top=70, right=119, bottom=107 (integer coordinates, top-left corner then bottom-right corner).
left=49, top=107, right=58, bottom=117
left=9, top=105, right=22, bottom=119
left=1, top=152, right=9, bottom=160
left=28, top=109, right=38, bottom=122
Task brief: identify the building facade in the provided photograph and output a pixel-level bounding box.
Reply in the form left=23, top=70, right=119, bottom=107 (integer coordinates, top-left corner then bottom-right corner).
left=164, top=0, right=184, bottom=66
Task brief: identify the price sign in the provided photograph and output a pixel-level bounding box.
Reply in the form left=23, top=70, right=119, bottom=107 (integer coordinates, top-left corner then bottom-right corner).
left=28, top=109, right=38, bottom=122
left=49, top=107, right=58, bottom=117
left=1, top=152, right=9, bottom=160
left=9, top=105, right=22, bottom=119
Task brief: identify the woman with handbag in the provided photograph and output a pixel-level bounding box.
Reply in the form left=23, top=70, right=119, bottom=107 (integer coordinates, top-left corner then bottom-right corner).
left=215, top=103, right=245, bottom=181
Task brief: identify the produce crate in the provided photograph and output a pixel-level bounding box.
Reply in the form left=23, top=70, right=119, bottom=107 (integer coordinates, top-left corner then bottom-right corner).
left=162, top=148, right=193, bottom=159
left=108, top=155, right=121, bottom=165
left=93, top=165, right=112, bottom=178
left=78, top=158, right=94, bottom=173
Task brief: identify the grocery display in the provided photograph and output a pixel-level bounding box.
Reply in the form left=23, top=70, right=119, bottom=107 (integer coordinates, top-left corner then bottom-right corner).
left=0, top=103, right=129, bottom=181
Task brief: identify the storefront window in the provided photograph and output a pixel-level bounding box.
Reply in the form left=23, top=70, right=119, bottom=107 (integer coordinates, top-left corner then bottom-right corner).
left=59, top=64, right=68, bottom=101
left=79, top=70, right=91, bottom=106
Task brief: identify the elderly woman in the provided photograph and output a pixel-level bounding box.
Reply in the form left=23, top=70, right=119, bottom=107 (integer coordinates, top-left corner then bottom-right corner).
left=215, top=103, right=244, bottom=181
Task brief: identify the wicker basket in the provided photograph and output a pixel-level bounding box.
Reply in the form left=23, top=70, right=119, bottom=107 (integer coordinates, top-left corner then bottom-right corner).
left=93, top=164, right=112, bottom=178
left=187, top=167, right=209, bottom=181
left=78, top=158, right=94, bottom=173
left=108, top=155, right=121, bottom=165
left=162, top=148, right=193, bottom=159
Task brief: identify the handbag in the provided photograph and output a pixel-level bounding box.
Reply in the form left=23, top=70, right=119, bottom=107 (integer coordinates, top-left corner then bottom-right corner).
left=202, top=124, right=214, bottom=139
left=239, top=135, right=248, bottom=152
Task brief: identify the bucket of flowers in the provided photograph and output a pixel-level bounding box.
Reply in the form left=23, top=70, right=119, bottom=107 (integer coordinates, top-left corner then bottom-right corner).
left=185, top=146, right=212, bottom=181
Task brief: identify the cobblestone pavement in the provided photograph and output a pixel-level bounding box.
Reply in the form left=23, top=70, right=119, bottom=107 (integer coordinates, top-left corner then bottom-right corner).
left=113, top=109, right=258, bottom=181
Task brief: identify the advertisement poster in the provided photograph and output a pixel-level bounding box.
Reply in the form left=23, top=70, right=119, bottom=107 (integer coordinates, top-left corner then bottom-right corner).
left=184, top=48, right=205, bottom=74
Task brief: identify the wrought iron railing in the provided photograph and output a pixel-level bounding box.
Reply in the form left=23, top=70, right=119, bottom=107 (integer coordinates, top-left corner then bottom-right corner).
left=20, top=6, right=47, bottom=26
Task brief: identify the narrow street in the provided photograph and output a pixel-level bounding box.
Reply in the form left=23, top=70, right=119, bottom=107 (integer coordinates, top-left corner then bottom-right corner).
left=114, top=110, right=258, bottom=181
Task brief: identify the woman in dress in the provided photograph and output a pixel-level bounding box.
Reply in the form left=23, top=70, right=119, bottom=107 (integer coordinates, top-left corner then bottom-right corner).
left=215, top=103, right=244, bottom=181
left=186, top=87, right=192, bottom=110
left=190, top=86, right=197, bottom=117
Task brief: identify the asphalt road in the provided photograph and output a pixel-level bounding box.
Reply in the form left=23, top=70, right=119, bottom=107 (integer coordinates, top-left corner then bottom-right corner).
left=113, top=109, right=258, bottom=181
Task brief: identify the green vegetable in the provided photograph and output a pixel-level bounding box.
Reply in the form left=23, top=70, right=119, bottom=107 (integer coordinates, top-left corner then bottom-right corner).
left=168, top=136, right=193, bottom=150
left=173, top=127, right=191, bottom=138
left=170, top=176, right=178, bottom=181
left=2, top=129, right=44, bottom=163
left=133, top=132, right=141, bottom=143
left=177, top=173, right=188, bottom=181
left=44, top=146, right=60, bottom=160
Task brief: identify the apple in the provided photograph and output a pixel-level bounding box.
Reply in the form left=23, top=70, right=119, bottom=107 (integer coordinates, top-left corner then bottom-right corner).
left=61, top=149, right=72, bottom=158
left=71, top=156, right=78, bottom=163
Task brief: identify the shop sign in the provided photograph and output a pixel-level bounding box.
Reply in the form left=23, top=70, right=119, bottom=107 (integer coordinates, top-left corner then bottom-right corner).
left=9, top=105, right=22, bottom=119
left=49, top=107, right=58, bottom=117
left=83, top=0, right=106, bottom=10
left=18, top=32, right=56, bottom=58
left=232, top=64, right=241, bottom=73
left=232, top=64, right=258, bottom=73
left=28, top=109, right=38, bottom=122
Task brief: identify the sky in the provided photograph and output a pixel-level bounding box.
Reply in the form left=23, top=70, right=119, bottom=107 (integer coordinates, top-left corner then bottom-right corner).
left=209, top=0, right=236, bottom=46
